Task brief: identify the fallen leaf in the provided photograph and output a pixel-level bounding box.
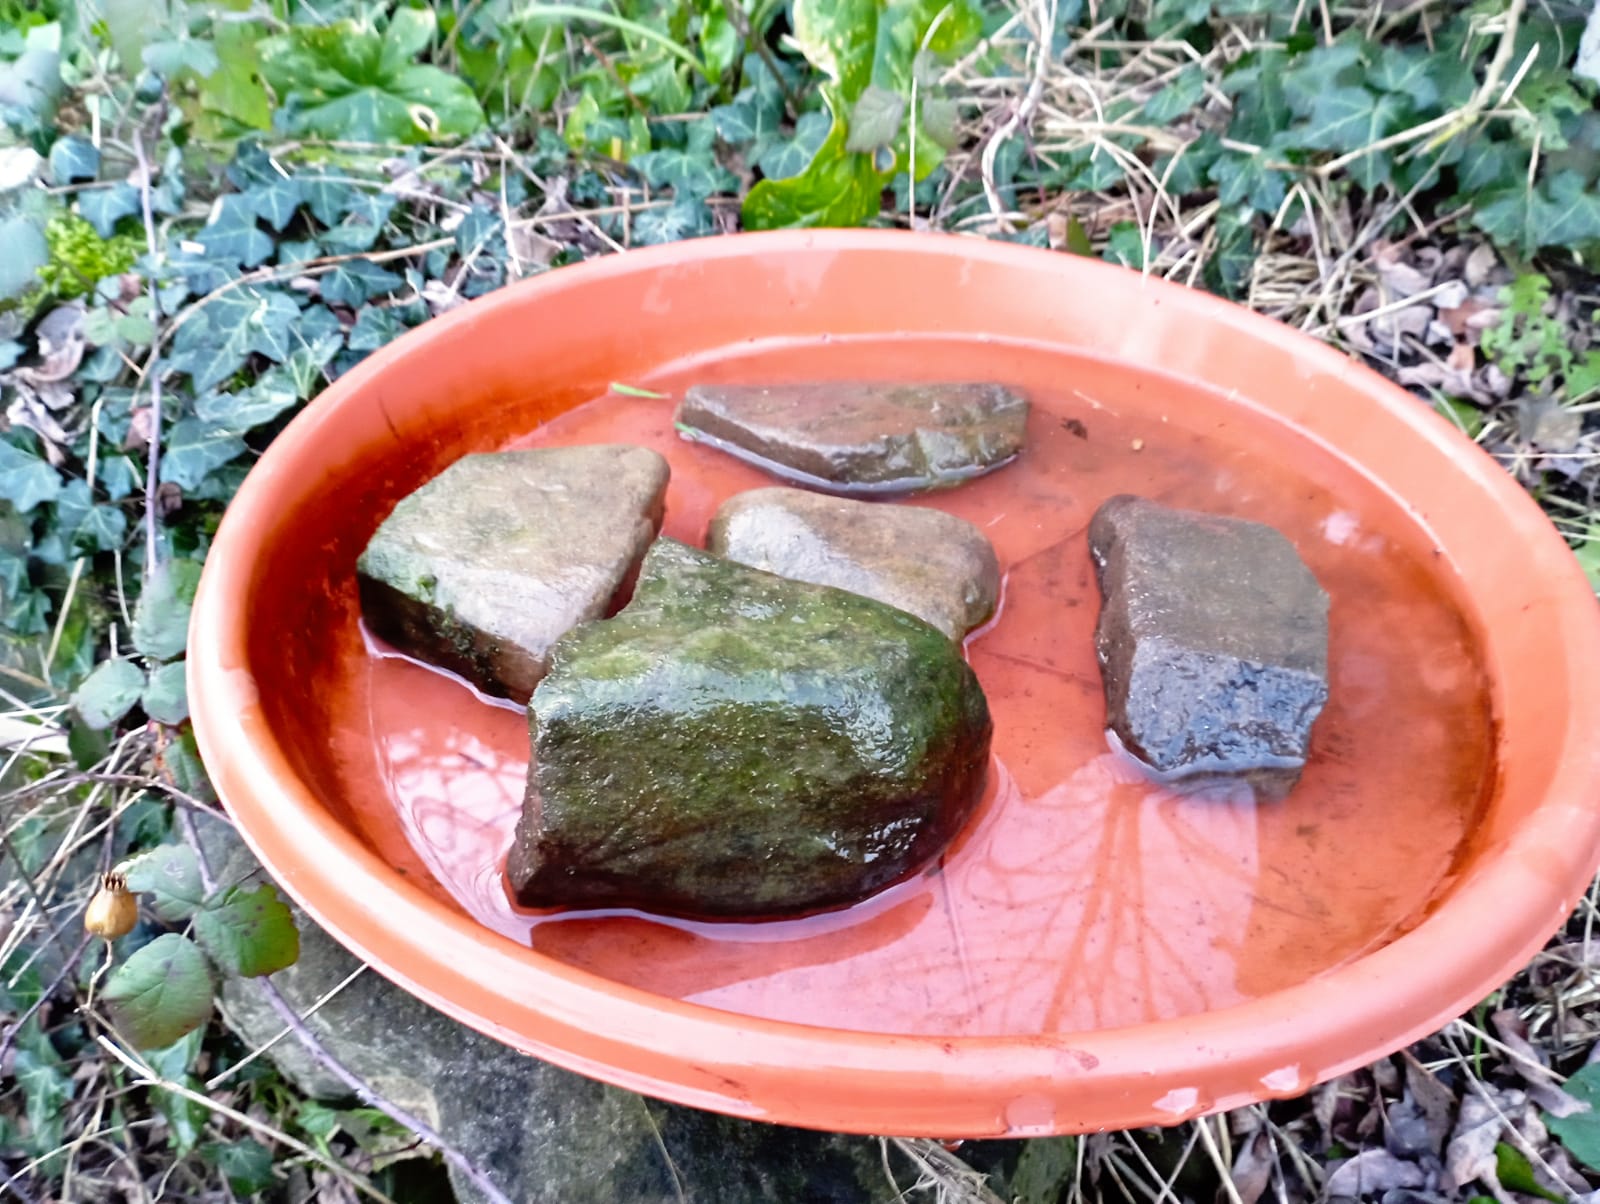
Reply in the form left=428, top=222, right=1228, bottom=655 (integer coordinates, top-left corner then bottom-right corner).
left=1464, top=243, right=1499, bottom=288
left=1404, top=1053, right=1457, bottom=1156
left=1446, top=1092, right=1504, bottom=1191
left=1325, top=1148, right=1426, bottom=1197
left=1228, top=1128, right=1274, bottom=1204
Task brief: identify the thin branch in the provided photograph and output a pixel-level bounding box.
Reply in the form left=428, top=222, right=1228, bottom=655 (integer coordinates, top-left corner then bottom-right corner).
left=176, top=809, right=515, bottom=1204
left=131, top=132, right=164, bottom=578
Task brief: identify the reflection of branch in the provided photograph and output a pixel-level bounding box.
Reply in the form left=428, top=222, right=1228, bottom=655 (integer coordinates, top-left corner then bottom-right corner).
left=178, top=811, right=515, bottom=1204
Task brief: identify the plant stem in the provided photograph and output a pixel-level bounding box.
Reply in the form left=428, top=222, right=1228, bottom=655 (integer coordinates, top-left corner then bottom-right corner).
left=176, top=809, right=516, bottom=1204
left=511, top=3, right=710, bottom=78
left=131, top=131, right=164, bottom=579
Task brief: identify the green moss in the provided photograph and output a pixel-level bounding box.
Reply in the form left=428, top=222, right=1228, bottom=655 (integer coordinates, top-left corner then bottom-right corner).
left=34, top=214, right=143, bottom=302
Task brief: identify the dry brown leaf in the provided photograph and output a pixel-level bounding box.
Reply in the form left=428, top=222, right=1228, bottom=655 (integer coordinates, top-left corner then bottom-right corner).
left=1227, top=1127, right=1275, bottom=1204
left=1465, top=243, right=1500, bottom=289
left=1403, top=1054, right=1456, bottom=1156
left=1445, top=1092, right=1503, bottom=1192
left=1324, top=1148, right=1427, bottom=1197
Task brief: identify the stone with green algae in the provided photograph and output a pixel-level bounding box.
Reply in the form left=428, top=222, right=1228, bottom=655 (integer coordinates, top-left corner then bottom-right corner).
left=507, top=538, right=992, bottom=918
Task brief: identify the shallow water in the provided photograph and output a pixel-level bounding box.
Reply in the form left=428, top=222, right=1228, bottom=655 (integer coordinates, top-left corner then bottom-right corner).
left=338, top=335, right=1496, bottom=1038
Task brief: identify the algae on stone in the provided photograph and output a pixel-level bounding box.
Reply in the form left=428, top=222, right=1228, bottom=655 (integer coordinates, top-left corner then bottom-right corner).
left=1088, top=494, right=1330, bottom=799
left=676, top=381, right=1028, bottom=494
left=508, top=539, right=992, bottom=918
left=357, top=445, right=669, bottom=703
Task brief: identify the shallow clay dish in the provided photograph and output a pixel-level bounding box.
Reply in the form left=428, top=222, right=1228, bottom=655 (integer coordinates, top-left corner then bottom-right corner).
left=188, top=230, right=1600, bottom=1138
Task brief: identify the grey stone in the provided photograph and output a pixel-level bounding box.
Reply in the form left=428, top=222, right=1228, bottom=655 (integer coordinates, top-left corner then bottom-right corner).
left=675, top=381, right=1028, bottom=494
left=707, top=487, right=1000, bottom=641
left=193, top=814, right=900, bottom=1204
left=509, top=539, right=992, bottom=918
left=1087, top=495, right=1329, bottom=799
left=357, top=445, right=669, bottom=703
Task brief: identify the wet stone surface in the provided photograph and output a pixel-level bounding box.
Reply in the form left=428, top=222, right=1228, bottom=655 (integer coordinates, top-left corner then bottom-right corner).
left=508, top=538, right=993, bottom=918
left=707, top=486, right=1000, bottom=640
left=675, top=381, right=1029, bottom=494
left=1087, top=494, right=1330, bottom=799
left=357, top=445, right=669, bottom=703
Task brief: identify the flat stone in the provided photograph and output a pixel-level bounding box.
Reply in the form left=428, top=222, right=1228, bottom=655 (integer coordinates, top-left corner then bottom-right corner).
left=675, top=381, right=1028, bottom=494
left=192, top=813, right=904, bottom=1204
left=508, top=538, right=992, bottom=918
left=1088, top=495, right=1330, bottom=799
left=357, top=445, right=669, bottom=703
left=707, top=487, right=1000, bottom=640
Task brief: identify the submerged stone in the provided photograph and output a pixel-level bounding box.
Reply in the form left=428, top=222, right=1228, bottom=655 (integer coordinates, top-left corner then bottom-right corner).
left=707, top=487, right=1000, bottom=641
left=675, top=381, right=1029, bottom=494
left=357, top=445, right=669, bottom=703
left=507, top=538, right=992, bottom=918
left=1088, top=495, right=1330, bottom=799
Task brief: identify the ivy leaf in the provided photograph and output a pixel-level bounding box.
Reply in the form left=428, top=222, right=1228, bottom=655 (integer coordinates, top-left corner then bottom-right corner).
left=1143, top=64, right=1206, bottom=123
left=320, top=257, right=404, bottom=307
left=195, top=194, right=273, bottom=269
left=1280, top=40, right=1364, bottom=116
left=1103, top=221, right=1147, bottom=269
left=711, top=88, right=780, bottom=146
left=1220, top=49, right=1291, bottom=145
left=123, top=843, right=205, bottom=922
left=318, top=191, right=396, bottom=254
left=131, top=557, right=202, bottom=661
left=846, top=84, right=906, bottom=152
left=0, top=436, right=63, bottom=513
left=195, top=884, right=299, bottom=978
left=259, top=8, right=484, bottom=145
left=1366, top=44, right=1442, bottom=110
left=72, top=657, right=146, bottom=729
left=1297, top=86, right=1405, bottom=153
left=347, top=305, right=406, bottom=352
left=1474, top=171, right=1600, bottom=255
left=756, top=110, right=832, bottom=181
left=200, top=1140, right=275, bottom=1195
left=1456, top=137, right=1528, bottom=194
left=1203, top=207, right=1257, bottom=299
left=166, top=286, right=301, bottom=392
left=103, top=933, right=214, bottom=1050
left=159, top=419, right=247, bottom=492
left=0, top=214, right=48, bottom=301
left=79, top=183, right=141, bottom=239
left=634, top=198, right=712, bottom=245
left=634, top=120, right=739, bottom=198
left=141, top=661, right=189, bottom=726
left=1209, top=149, right=1287, bottom=213
left=242, top=175, right=304, bottom=232
left=195, top=373, right=299, bottom=433
left=48, top=136, right=99, bottom=184
left=298, top=173, right=358, bottom=226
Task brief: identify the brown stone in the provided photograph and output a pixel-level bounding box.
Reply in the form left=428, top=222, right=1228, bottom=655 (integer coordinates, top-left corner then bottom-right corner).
left=707, top=487, right=1000, bottom=640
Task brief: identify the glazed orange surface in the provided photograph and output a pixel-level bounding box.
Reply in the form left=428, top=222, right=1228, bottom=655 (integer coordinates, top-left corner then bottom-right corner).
left=337, top=337, right=1494, bottom=1038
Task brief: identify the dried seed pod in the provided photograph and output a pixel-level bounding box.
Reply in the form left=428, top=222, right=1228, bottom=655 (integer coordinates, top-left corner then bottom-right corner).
left=84, top=872, right=137, bottom=941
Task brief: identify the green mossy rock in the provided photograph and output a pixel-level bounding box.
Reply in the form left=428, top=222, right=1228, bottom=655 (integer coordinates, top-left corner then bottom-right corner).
left=507, top=539, right=992, bottom=918
left=357, top=445, right=669, bottom=703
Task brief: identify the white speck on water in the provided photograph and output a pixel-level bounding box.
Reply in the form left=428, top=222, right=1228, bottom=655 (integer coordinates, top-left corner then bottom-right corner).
left=1321, top=511, right=1359, bottom=545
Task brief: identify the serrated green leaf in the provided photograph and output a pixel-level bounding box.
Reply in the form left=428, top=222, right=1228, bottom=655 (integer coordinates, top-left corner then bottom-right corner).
left=142, top=661, right=189, bottom=726
left=78, top=184, right=141, bottom=239
left=0, top=437, right=62, bottom=513
left=846, top=84, right=906, bottom=152
left=1143, top=64, right=1206, bottom=123
left=147, top=1029, right=207, bottom=1155
left=196, top=884, right=299, bottom=978
left=123, top=843, right=205, bottom=922
left=200, top=1140, right=274, bottom=1195
left=48, top=136, right=98, bottom=184
left=243, top=175, right=303, bottom=232
left=103, top=933, right=213, bottom=1050
left=131, top=558, right=202, bottom=661
left=1545, top=1063, right=1600, bottom=1169
left=195, top=194, right=273, bottom=269
left=166, top=286, right=301, bottom=393
left=756, top=110, right=832, bottom=180
left=260, top=10, right=484, bottom=145
left=73, top=657, right=146, bottom=729
left=159, top=419, right=247, bottom=492
left=1474, top=171, right=1600, bottom=255
left=1297, top=86, right=1405, bottom=153
left=320, top=257, right=404, bottom=307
